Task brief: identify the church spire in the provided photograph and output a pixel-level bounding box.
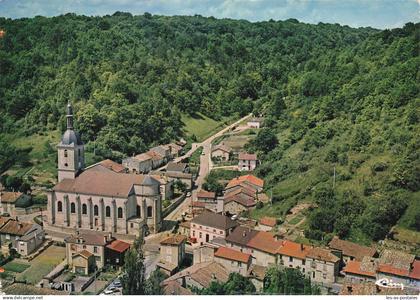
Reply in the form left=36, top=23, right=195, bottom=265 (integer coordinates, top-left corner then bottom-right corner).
left=66, top=102, right=74, bottom=130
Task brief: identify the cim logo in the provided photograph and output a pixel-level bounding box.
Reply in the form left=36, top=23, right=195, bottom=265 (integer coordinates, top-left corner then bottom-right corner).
left=375, top=278, right=404, bottom=290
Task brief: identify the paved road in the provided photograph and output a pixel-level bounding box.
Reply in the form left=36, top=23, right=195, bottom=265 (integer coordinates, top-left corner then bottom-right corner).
left=164, top=114, right=252, bottom=222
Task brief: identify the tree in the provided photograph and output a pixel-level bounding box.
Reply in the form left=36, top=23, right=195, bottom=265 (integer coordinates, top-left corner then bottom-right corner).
left=145, top=269, right=167, bottom=295
left=263, top=267, right=319, bottom=295
left=121, top=230, right=146, bottom=295
left=253, top=129, right=278, bottom=153
left=200, top=273, right=256, bottom=295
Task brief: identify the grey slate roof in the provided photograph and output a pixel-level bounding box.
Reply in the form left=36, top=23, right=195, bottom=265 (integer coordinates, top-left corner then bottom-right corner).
left=60, top=129, right=83, bottom=146
left=191, top=211, right=237, bottom=230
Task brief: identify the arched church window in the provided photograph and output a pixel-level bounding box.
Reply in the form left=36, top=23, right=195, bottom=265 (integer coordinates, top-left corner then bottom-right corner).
left=64, top=150, right=68, bottom=158
left=105, top=206, right=111, bottom=217
left=94, top=205, right=99, bottom=216
left=82, top=204, right=87, bottom=215
left=117, top=207, right=123, bottom=218
left=70, top=202, right=76, bottom=213
left=57, top=201, right=63, bottom=212
left=147, top=206, right=153, bottom=218
left=136, top=205, right=141, bottom=218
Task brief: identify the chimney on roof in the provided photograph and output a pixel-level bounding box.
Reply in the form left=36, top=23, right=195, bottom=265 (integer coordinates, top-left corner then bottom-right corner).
left=211, top=273, right=216, bottom=280
left=300, top=244, right=304, bottom=251
left=347, top=286, right=353, bottom=294
left=108, top=232, right=112, bottom=241
left=104, top=235, right=108, bottom=244
left=15, top=216, right=19, bottom=222
left=18, top=223, right=23, bottom=229
left=242, top=231, right=247, bottom=237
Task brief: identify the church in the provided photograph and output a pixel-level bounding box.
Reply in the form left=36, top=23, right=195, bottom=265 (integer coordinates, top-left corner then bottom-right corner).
left=46, top=103, right=162, bottom=237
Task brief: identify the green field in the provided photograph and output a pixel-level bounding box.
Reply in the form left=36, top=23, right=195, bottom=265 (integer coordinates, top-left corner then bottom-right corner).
left=182, top=113, right=236, bottom=142
left=17, top=246, right=66, bottom=284
left=3, top=261, right=31, bottom=273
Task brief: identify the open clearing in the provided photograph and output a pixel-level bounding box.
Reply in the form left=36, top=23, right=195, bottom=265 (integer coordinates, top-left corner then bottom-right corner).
left=17, top=245, right=66, bottom=284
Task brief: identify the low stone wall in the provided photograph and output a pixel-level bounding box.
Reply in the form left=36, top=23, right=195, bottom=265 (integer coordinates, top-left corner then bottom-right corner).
left=162, top=193, right=186, bottom=218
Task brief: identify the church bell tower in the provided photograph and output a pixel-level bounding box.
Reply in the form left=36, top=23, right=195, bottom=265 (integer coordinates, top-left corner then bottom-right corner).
left=57, top=102, right=85, bottom=182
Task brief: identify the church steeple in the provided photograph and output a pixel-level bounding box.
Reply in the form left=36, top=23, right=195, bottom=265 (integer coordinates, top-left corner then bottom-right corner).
left=57, top=102, right=85, bottom=182
left=66, top=102, right=74, bottom=130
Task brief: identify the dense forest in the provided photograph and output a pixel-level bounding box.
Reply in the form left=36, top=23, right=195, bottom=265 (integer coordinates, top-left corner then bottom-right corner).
left=0, top=13, right=418, bottom=246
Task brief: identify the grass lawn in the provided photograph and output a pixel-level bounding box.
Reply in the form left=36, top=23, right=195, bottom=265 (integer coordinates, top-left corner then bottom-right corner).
left=17, top=245, right=66, bottom=284
left=182, top=112, right=236, bottom=141
left=288, top=214, right=304, bottom=226
left=3, top=261, right=30, bottom=273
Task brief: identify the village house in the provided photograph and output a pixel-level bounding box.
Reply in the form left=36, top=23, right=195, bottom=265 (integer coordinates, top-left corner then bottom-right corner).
left=223, top=194, right=256, bottom=215
left=238, top=153, right=258, bottom=171
left=247, top=265, right=267, bottom=292
left=225, top=226, right=282, bottom=267
left=214, top=246, right=252, bottom=276
left=162, top=261, right=229, bottom=290
left=47, top=104, right=163, bottom=237
left=211, top=144, right=232, bottom=161
left=247, top=117, right=264, bottom=129
left=178, top=221, right=190, bottom=237
left=225, top=175, right=264, bottom=193
left=162, top=280, right=194, bottom=295
left=65, top=232, right=111, bottom=272
left=151, top=174, right=174, bottom=200
left=64, top=231, right=130, bottom=274
left=342, top=256, right=377, bottom=283
left=0, top=192, right=31, bottom=216
left=157, top=234, right=187, bottom=275
left=257, top=216, right=277, bottom=231
left=196, top=190, right=216, bottom=203
left=0, top=219, right=44, bottom=256
left=328, top=236, right=377, bottom=263
left=156, top=171, right=193, bottom=191
left=376, top=249, right=419, bottom=289
left=277, top=240, right=312, bottom=272
left=146, top=150, right=166, bottom=169
left=151, top=145, right=172, bottom=161
left=122, top=153, right=153, bottom=174
left=190, top=211, right=237, bottom=245
left=163, top=143, right=183, bottom=158
left=305, top=247, right=340, bottom=286
left=166, top=162, right=189, bottom=174
left=105, top=239, right=131, bottom=267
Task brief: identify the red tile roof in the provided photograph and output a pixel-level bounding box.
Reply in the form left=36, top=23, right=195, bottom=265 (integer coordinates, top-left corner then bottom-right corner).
left=215, top=246, right=251, bottom=263
left=135, top=153, right=152, bottom=162
left=343, top=260, right=376, bottom=278
left=0, top=192, right=23, bottom=203
left=224, top=194, right=256, bottom=207
left=306, top=247, right=340, bottom=263
left=377, top=264, right=409, bottom=277
left=99, top=159, right=125, bottom=173
left=197, top=190, right=216, bottom=199
left=106, top=239, right=131, bottom=253
left=78, top=250, right=94, bottom=259
left=259, top=217, right=277, bottom=227
left=409, top=260, right=420, bottom=280
left=54, top=170, right=157, bottom=198
left=160, top=234, right=187, bottom=246
left=238, top=153, right=257, bottom=161
left=329, top=237, right=377, bottom=261
left=226, top=175, right=264, bottom=189
left=277, top=240, right=312, bottom=260
left=247, top=231, right=283, bottom=254
left=0, top=220, right=33, bottom=236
